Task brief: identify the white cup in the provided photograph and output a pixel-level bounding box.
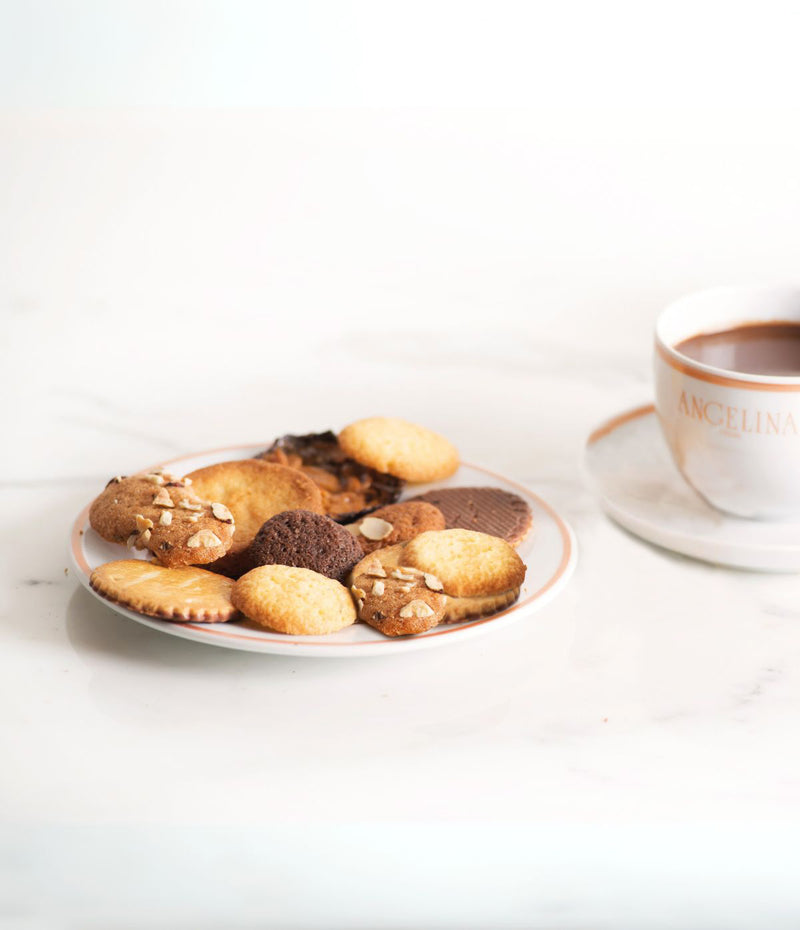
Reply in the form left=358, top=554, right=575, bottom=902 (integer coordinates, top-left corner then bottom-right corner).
left=654, top=286, right=800, bottom=520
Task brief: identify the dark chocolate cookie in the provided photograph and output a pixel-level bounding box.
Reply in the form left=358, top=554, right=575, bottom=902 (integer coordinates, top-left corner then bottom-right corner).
left=244, top=509, right=363, bottom=583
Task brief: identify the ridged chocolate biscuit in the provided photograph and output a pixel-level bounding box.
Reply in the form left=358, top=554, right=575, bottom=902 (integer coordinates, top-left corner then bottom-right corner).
left=408, top=487, right=532, bottom=546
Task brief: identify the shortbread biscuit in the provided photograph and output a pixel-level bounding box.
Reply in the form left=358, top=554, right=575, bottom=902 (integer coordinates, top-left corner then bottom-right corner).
left=350, top=543, right=522, bottom=625
left=350, top=551, right=446, bottom=636
left=346, top=501, right=445, bottom=555
left=90, top=559, right=239, bottom=622
left=409, top=487, right=532, bottom=546
left=89, top=472, right=235, bottom=567
left=257, top=431, right=403, bottom=522
left=338, top=418, right=459, bottom=483
left=403, top=529, right=526, bottom=598
left=187, top=460, right=323, bottom=556
left=232, top=565, right=356, bottom=635
left=246, top=510, right=363, bottom=582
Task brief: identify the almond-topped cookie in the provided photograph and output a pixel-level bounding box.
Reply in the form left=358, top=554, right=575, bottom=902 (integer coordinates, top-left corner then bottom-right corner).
left=348, top=551, right=447, bottom=637
left=350, top=536, right=525, bottom=625
left=346, top=500, right=445, bottom=555
left=89, top=471, right=235, bottom=567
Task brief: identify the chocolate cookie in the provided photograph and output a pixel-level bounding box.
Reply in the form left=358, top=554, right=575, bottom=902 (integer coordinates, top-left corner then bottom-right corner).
left=408, top=487, right=532, bottom=546
left=245, top=510, right=363, bottom=583
left=346, top=501, right=445, bottom=555
left=89, top=472, right=235, bottom=567
left=256, top=431, right=403, bottom=522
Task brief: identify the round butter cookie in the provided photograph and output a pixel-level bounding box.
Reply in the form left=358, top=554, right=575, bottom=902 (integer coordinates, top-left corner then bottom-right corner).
left=338, top=418, right=459, bottom=483
left=246, top=510, right=362, bottom=582
left=187, top=460, right=323, bottom=557
left=90, top=559, right=239, bottom=622
left=232, top=565, right=357, bottom=635
left=402, top=529, right=526, bottom=598
left=89, top=472, right=235, bottom=567
left=347, top=500, right=445, bottom=555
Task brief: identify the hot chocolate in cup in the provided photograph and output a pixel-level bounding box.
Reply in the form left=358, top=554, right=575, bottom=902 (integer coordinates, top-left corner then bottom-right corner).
left=654, top=286, right=800, bottom=520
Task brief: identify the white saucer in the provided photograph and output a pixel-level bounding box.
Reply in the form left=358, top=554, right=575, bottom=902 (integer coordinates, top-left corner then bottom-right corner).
left=70, top=444, right=577, bottom=657
left=584, top=404, right=800, bottom=572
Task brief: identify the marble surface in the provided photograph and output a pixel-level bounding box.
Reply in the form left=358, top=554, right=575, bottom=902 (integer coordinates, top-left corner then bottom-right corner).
left=3, top=110, right=800, bottom=928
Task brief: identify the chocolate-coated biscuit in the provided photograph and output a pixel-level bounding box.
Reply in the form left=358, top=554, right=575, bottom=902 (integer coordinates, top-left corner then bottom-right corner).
left=89, top=471, right=235, bottom=567
left=245, top=510, right=363, bottom=582
left=257, top=431, right=403, bottom=522
left=346, top=500, right=446, bottom=555
left=409, top=486, right=532, bottom=546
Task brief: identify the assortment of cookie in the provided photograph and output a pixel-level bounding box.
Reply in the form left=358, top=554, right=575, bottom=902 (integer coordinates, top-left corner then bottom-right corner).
left=87, top=417, right=533, bottom=638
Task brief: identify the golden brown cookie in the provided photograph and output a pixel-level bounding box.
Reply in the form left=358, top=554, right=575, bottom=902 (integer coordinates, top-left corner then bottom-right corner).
left=187, top=460, right=324, bottom=559
left=89, top=472, right=235, bottom=567
left=349, top=551, right=446, bottom=636
left=402, top=529, right=526, bottom=598
left=89, top=559, right=239, bottom=622
left=408, top=487, right=533, bottom=547
left=338, top=418, right=459, bottom=483
left=346, top=501, right=446, bottom=554
left=351, top=543, right=523, bottom=624
left=232, top=565, right=357, bottom=635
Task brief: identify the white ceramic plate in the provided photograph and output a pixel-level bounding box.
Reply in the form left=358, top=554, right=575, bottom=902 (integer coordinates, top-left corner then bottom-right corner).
left=70, top=444, right=577, bottom=657
left=584, top=405, right=800, bottom=572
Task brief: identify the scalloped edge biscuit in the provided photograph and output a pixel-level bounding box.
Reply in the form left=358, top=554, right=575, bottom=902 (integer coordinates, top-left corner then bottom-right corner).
left=188, top=459, right=324, bottom=556
left=402, top=529, right=526, bottom=598
left=232, top=564, right=357, bottom=635
left=90, top=559, right=239, bottom=622
left=338, top=418, right=459, bottom=483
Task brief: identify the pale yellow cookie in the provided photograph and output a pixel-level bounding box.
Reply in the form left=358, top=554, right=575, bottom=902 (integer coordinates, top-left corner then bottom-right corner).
left=187, top=460, right=323, bottom=556
left=89, top=559, right=239, bottom=622
left=402, top=529, right=526, bottom=598
left=338, top=417, right=459, bottom=483
left=232, top=565, right=357, bottom=635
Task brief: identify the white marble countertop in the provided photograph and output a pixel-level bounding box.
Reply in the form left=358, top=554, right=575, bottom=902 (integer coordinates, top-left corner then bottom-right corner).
left=3, top=110, right=800, bottom=928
